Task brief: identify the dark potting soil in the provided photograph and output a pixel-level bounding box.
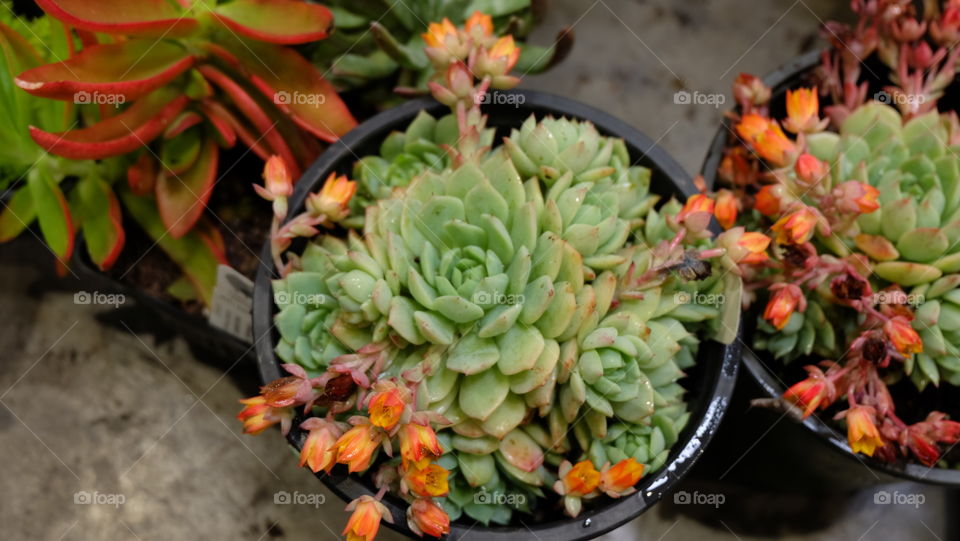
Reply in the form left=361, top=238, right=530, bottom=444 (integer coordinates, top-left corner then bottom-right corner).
left=108, top=149, right=273, bottom=315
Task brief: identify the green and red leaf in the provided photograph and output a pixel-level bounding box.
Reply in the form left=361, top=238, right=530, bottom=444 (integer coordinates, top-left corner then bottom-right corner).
left=16, top=40, right=195, bottom=101
left=28, top=169, right=73, bottom=261
left=159, top=128, right=202, bottom=175
left=199, top=101, right=238, bottom=148
left=29, top=86, right=189, bottom=159
left=156, top=136, right=219, bottom=238
left=211, top=0, right=332, bottom=44
left=0, top=187, right=37, bottom=242
left=127, top=152, right=158, bottom=196
left=121, top=188, right=219, bottom=305
left=195, top=219, right=228, bottom=265
left=164, top=110, right=204, bottom=139
left=74, top=175, right=124, bottom=270
left=35, top=0, right=199, bottom=38
left=196, top=64, right=300, bottom=177
left=212, top=31, right=356, bottom=142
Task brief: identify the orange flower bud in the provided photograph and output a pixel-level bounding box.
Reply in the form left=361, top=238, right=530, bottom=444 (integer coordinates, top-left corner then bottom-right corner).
left=783, top=87, right=826, bottom=133
left=335, top=423, right=383, bottom=473
left=343, top=495, right=390, bottom=541
left=834, top=180, right=880, bottom=214
left=238, top=394, right=295, bottom=436
left=367, top=387, right=406, bottom=431
left=783, top=370, right=834, bottom=418
left=736, top=114, right=795, bottom=166
left=404, top=463, right=450, bottom=498
left=422, top=18, right=458, bottom=49
left=678, top=193, right=715, bottom=222
left=465, top=11, right=493, bottom=37
left=845, top=405, right=885, bottom=456
left=718, top=147, right=755, bottom=186
left=794, top=153, right=829, bottom=186
left=561, top=460, right=601, bottom=497
left=237, top=396, right=276, bottom=435
left=487, top=35, right=520, bottom=73
left=307, top=172, right=357, bottom=221
left=754, top=184, right=782, bottom=216
left=599, top=458, right=644, bottom=496
left=713, top=189, right=738, bottom=229
left=399, top=423, right=442, bottom=469
left=262, top=155, right=293, bottom=198
left=298, top=419, right=340, bottom=473
left=737, top=231, right=771, bottom=264
left=771, top=207, right=817, bottom=245
left=407, top=498, right=450, bottom=538
left=764, top=284, right=804, bottom=330
left=884, top=316, right=923, bottom=356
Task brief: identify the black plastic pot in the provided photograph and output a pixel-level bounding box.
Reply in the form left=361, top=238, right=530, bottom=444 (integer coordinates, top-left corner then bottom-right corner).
left=253, top=89, right=742, bottom=540
left=699, top=50, right=960, bottom=489
left=71, top=238, right=256, bottom=370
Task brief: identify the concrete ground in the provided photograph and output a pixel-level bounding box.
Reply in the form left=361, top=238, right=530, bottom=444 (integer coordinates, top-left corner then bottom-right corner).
left=0, top=0, right=953, bottom=540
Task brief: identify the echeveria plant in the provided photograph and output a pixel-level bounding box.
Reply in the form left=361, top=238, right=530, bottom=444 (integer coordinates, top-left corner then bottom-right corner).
left=240, top=15, right=754, bottom=539
left=718, top=69, right=960, bottom=467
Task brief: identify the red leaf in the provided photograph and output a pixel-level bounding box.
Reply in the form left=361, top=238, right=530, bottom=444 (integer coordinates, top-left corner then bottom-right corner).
left=127, top=153, right=157, bottom=196
left=156, top=137, right=219, bottom=238
left=16, top=40, right=194, bottom=102
left=195, top=220, right=228, bottom=265
left=35, top=0, right=199, bottom=38
left=75, top=176, right=124, bottom=270
left=211, top=31, right=357, bottom=142
left=164, top=111, right=204, bottom=139
left=0, top=187, right=37, bottom=242
left=197, top=64, right=300, bottom=178
left=29, top=87, right=190, bottom=159
left=212, top=0, right=332, bottom=44
left=199, top=101, right=238, bottom=148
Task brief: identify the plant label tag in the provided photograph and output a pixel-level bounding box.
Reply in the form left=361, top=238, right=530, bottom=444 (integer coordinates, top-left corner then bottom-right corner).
left=209, top=265, right=254, bottom=343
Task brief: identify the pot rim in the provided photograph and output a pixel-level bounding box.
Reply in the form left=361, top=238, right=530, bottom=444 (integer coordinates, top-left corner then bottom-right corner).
left=253, top=89, right=742, bottom=539
left=700, top=50, right=960, bottom=486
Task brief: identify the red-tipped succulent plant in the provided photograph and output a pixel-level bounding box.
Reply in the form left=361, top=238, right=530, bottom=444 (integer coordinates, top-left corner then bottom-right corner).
left=8, top=0, right=357, bottom=302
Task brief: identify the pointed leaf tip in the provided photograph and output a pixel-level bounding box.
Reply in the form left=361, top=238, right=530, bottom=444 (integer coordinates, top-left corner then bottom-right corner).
left=156, top=137, right=219, bottom=238
left=16, top=40, right=194, bottom=101
left=28, top=87, right=189, bottom=159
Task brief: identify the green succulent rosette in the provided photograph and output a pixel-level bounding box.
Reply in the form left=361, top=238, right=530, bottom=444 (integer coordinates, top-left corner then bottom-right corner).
left=756, top=102, right=960, bottom=389
left=273, top=113, right=732, bottom=523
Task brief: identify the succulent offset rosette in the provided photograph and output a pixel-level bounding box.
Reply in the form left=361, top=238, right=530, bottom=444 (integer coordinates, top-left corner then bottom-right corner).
left=241, top=16, right=751, bottom=540
left=715, top=67, right=960, bottom=468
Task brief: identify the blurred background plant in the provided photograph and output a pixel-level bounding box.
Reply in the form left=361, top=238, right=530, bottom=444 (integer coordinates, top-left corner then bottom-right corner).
left=308, top=0, right=572, bottom=114
left=1, top=0, right=359, bottom=306
left=0, top=0, right=570, bottom=309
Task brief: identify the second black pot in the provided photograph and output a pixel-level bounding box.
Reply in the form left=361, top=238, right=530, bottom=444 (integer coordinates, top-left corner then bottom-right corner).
left=699, top=50, right=960, bottom=490
left=253, top=89, right=742, bottom=539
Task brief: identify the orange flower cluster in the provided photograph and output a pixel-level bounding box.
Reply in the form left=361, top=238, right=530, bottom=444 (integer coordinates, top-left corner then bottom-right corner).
left=423, top=12, right=519, bottom=84
left=552, top=458, right=645, bottom=517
